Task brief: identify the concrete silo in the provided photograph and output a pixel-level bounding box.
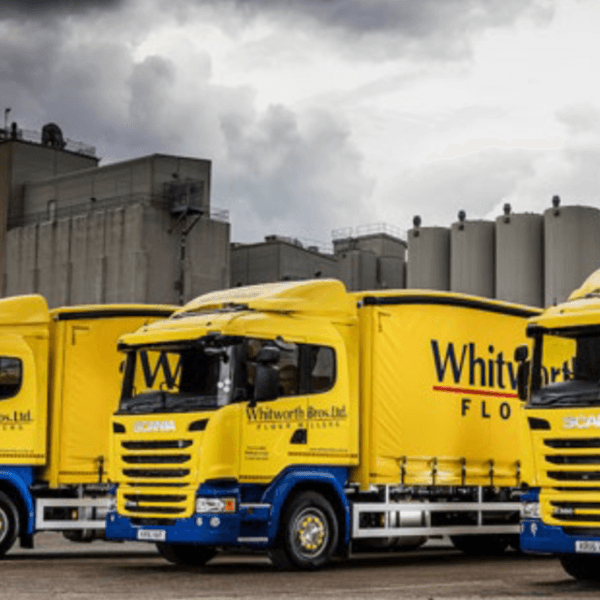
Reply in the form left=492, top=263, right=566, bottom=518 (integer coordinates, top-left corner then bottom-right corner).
left=545, top=199, right=600, bottom=306
left=450, top=212, right=495, bottom=298
left=406, top=218, right=450, bottom=290
left=495, top=205, right=544, bottom=307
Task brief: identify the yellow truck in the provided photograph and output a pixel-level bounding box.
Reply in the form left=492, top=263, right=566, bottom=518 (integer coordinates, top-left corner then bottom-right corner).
left=518, top=269, right=600, bottom=581
left=0, top=295, right=172, bottom=555
left=105, top=279, right=540, bottom=569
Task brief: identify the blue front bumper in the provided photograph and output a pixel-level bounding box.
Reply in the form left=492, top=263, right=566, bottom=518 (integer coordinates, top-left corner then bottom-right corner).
left=521, top=519, right=571, bottom=554
left=521, top=519, right=600, bottom=555
left=105, top=504, right=271, bottom=547
left=521, top=489, right=600, bottom=555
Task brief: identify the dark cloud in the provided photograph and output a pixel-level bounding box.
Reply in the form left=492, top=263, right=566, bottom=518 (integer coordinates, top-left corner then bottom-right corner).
left=195, top=0, right=555, bottom=59
left=231, top=0, right=547, bottom=34
left=0, top=0, right=123, bottom=19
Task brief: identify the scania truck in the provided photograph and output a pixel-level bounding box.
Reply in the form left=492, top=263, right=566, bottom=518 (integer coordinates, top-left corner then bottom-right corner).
left=518, top=269, right=600, bottom=581
left=0, top=294, right=172, bottom=556
left=105, top=279, right=540, bottom=569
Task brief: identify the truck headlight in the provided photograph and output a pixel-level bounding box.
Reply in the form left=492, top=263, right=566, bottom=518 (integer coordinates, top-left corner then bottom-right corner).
left=195, top=497, right=236, bottom=514
left=522, top=502, right=540, bottom=519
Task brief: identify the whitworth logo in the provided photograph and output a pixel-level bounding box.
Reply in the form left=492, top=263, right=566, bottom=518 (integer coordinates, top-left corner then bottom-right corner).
left=133, top=420, right=176, bottom=433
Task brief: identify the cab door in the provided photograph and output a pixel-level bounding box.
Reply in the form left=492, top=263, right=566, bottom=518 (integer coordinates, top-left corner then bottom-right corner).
left=239, top=340, right=308, bottom=483
left=0, top=334, right=47, bottom=466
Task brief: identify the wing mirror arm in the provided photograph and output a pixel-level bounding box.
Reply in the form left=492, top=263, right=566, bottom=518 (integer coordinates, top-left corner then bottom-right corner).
left=514, top=345, right=530, bottom=402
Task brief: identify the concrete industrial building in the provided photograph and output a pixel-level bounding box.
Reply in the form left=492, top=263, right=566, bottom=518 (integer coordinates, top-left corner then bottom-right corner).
left=4, top=123, right=598, bottom=311
left=0, top=123, right=229, bottom=307
left=235, top=199, right=600, bottom=309
left=231, top=225, right=407, bottom=291
left=231, top=236, right=339, bottom=287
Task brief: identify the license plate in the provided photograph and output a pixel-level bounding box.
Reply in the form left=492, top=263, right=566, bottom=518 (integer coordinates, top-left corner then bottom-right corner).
left=575, top=541, right=600, bottom=553
left=137, top=529, right=166, bottom=542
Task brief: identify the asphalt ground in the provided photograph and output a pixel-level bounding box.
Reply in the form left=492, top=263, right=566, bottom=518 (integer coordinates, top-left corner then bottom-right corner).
left=3, top=535, right=600, bottom=599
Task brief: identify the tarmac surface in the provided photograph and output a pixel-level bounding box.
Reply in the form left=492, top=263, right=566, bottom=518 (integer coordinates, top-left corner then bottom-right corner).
left=4, top=534, right=600, bottom=600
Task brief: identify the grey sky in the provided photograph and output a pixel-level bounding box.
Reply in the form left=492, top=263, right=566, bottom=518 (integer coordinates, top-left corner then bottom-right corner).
left=2, top=0, right=598, bottom=245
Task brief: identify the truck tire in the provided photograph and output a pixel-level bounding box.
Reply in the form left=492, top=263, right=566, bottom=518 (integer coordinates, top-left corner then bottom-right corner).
left=560, top=554, right=600, bottom=581
left=156, top=543, right=217, bottom=566
left=450, top=534, right=509, bottom=556
left=0, top=492, right=19, bottom=557
left=269, top=491, right=339, bottom=571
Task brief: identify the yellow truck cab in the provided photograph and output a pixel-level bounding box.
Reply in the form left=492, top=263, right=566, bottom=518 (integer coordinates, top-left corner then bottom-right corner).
left=0, top=295, right=172, bottom=555
left=519, top=269, right=600, bottom=581
left=106, top=279, right=540, bottom=569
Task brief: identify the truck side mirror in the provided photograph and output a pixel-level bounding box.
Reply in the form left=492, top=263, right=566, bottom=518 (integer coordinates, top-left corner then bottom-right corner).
left=514, top=345, right=528, bottom=363
left=252, top=345, right=280, bottom=404
left=517, top=361, right=530, bottom=401
left=514, top=346, right=530, bottom=402
left=254, top=363, right=279, bottom=403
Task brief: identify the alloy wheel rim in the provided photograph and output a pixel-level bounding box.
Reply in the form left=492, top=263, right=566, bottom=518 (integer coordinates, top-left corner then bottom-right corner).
left=293, top=507, right=328, bottom=558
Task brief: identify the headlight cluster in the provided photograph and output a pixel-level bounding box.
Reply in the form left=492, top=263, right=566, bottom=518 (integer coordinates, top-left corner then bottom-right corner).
left=522, top=502, right=540, bottom=519
left=195, top=497, right=236, bottom=514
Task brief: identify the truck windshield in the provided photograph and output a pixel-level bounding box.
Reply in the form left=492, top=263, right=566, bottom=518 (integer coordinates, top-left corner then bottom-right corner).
left=530, top=329, right=600, bottom=407
left=117, top=337, right=243, bottom=414
left=117, top=335, right=336, bottom=415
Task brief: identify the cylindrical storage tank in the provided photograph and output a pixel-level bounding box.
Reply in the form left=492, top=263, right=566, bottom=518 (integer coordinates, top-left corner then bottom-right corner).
left=406, top=227, right=450, bottom=290
left=450, top=219, right=495, bottom=298
left=495, top=212, right=544, bottom=307
left=377, top=256, right=405, bottom=289
left=545, top=205, right=600, bottom=306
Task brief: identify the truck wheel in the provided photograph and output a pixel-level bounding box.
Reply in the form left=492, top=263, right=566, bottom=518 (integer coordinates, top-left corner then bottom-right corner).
left=0, top=492, right=19, bottom=557
left=156, top=543, right=217, bottom=566
left=450, top=534, right=509, bottom=556
left=560, top=554, right=600, bottom=581
left=269, top=491, right=339, bottom=571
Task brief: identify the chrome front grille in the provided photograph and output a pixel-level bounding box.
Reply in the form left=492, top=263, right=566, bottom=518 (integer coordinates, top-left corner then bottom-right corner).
left=122, top=468, right=190, bottom=478
left=544, top=438, right=600, bottom=449
left=539, top=434, right=600, bottom=527
left=124, top=494, right=186, bottom=502
left=122, top=454, right=191, bottom=464
left=117, top=437, right=197, bottom=518
left=124, top=504, right=186, bottom=514
left=122, top=440, right=192, bottom=450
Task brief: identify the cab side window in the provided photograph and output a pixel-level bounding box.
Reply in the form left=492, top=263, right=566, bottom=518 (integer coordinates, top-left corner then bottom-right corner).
left=243, top=339, right=335, bottom=400
left=244, top=339, right=299, bottom=399
left=308, top=346, right=335, bottom=393
left=0, top=357, right=22, bottom=400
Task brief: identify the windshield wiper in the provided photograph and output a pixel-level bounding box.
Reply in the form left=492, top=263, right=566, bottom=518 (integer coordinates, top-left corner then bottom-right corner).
left=165, top=395, right=219, bottom=412
left=535, top=380, right=600, bottom=406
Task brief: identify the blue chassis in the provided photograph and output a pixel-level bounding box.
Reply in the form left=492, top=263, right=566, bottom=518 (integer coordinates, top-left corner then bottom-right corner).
left=106, top=466, right=351, bottom=547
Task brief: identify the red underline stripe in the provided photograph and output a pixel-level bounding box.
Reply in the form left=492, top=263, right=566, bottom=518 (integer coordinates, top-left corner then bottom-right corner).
left=432, top=385, right=518, bottom=399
